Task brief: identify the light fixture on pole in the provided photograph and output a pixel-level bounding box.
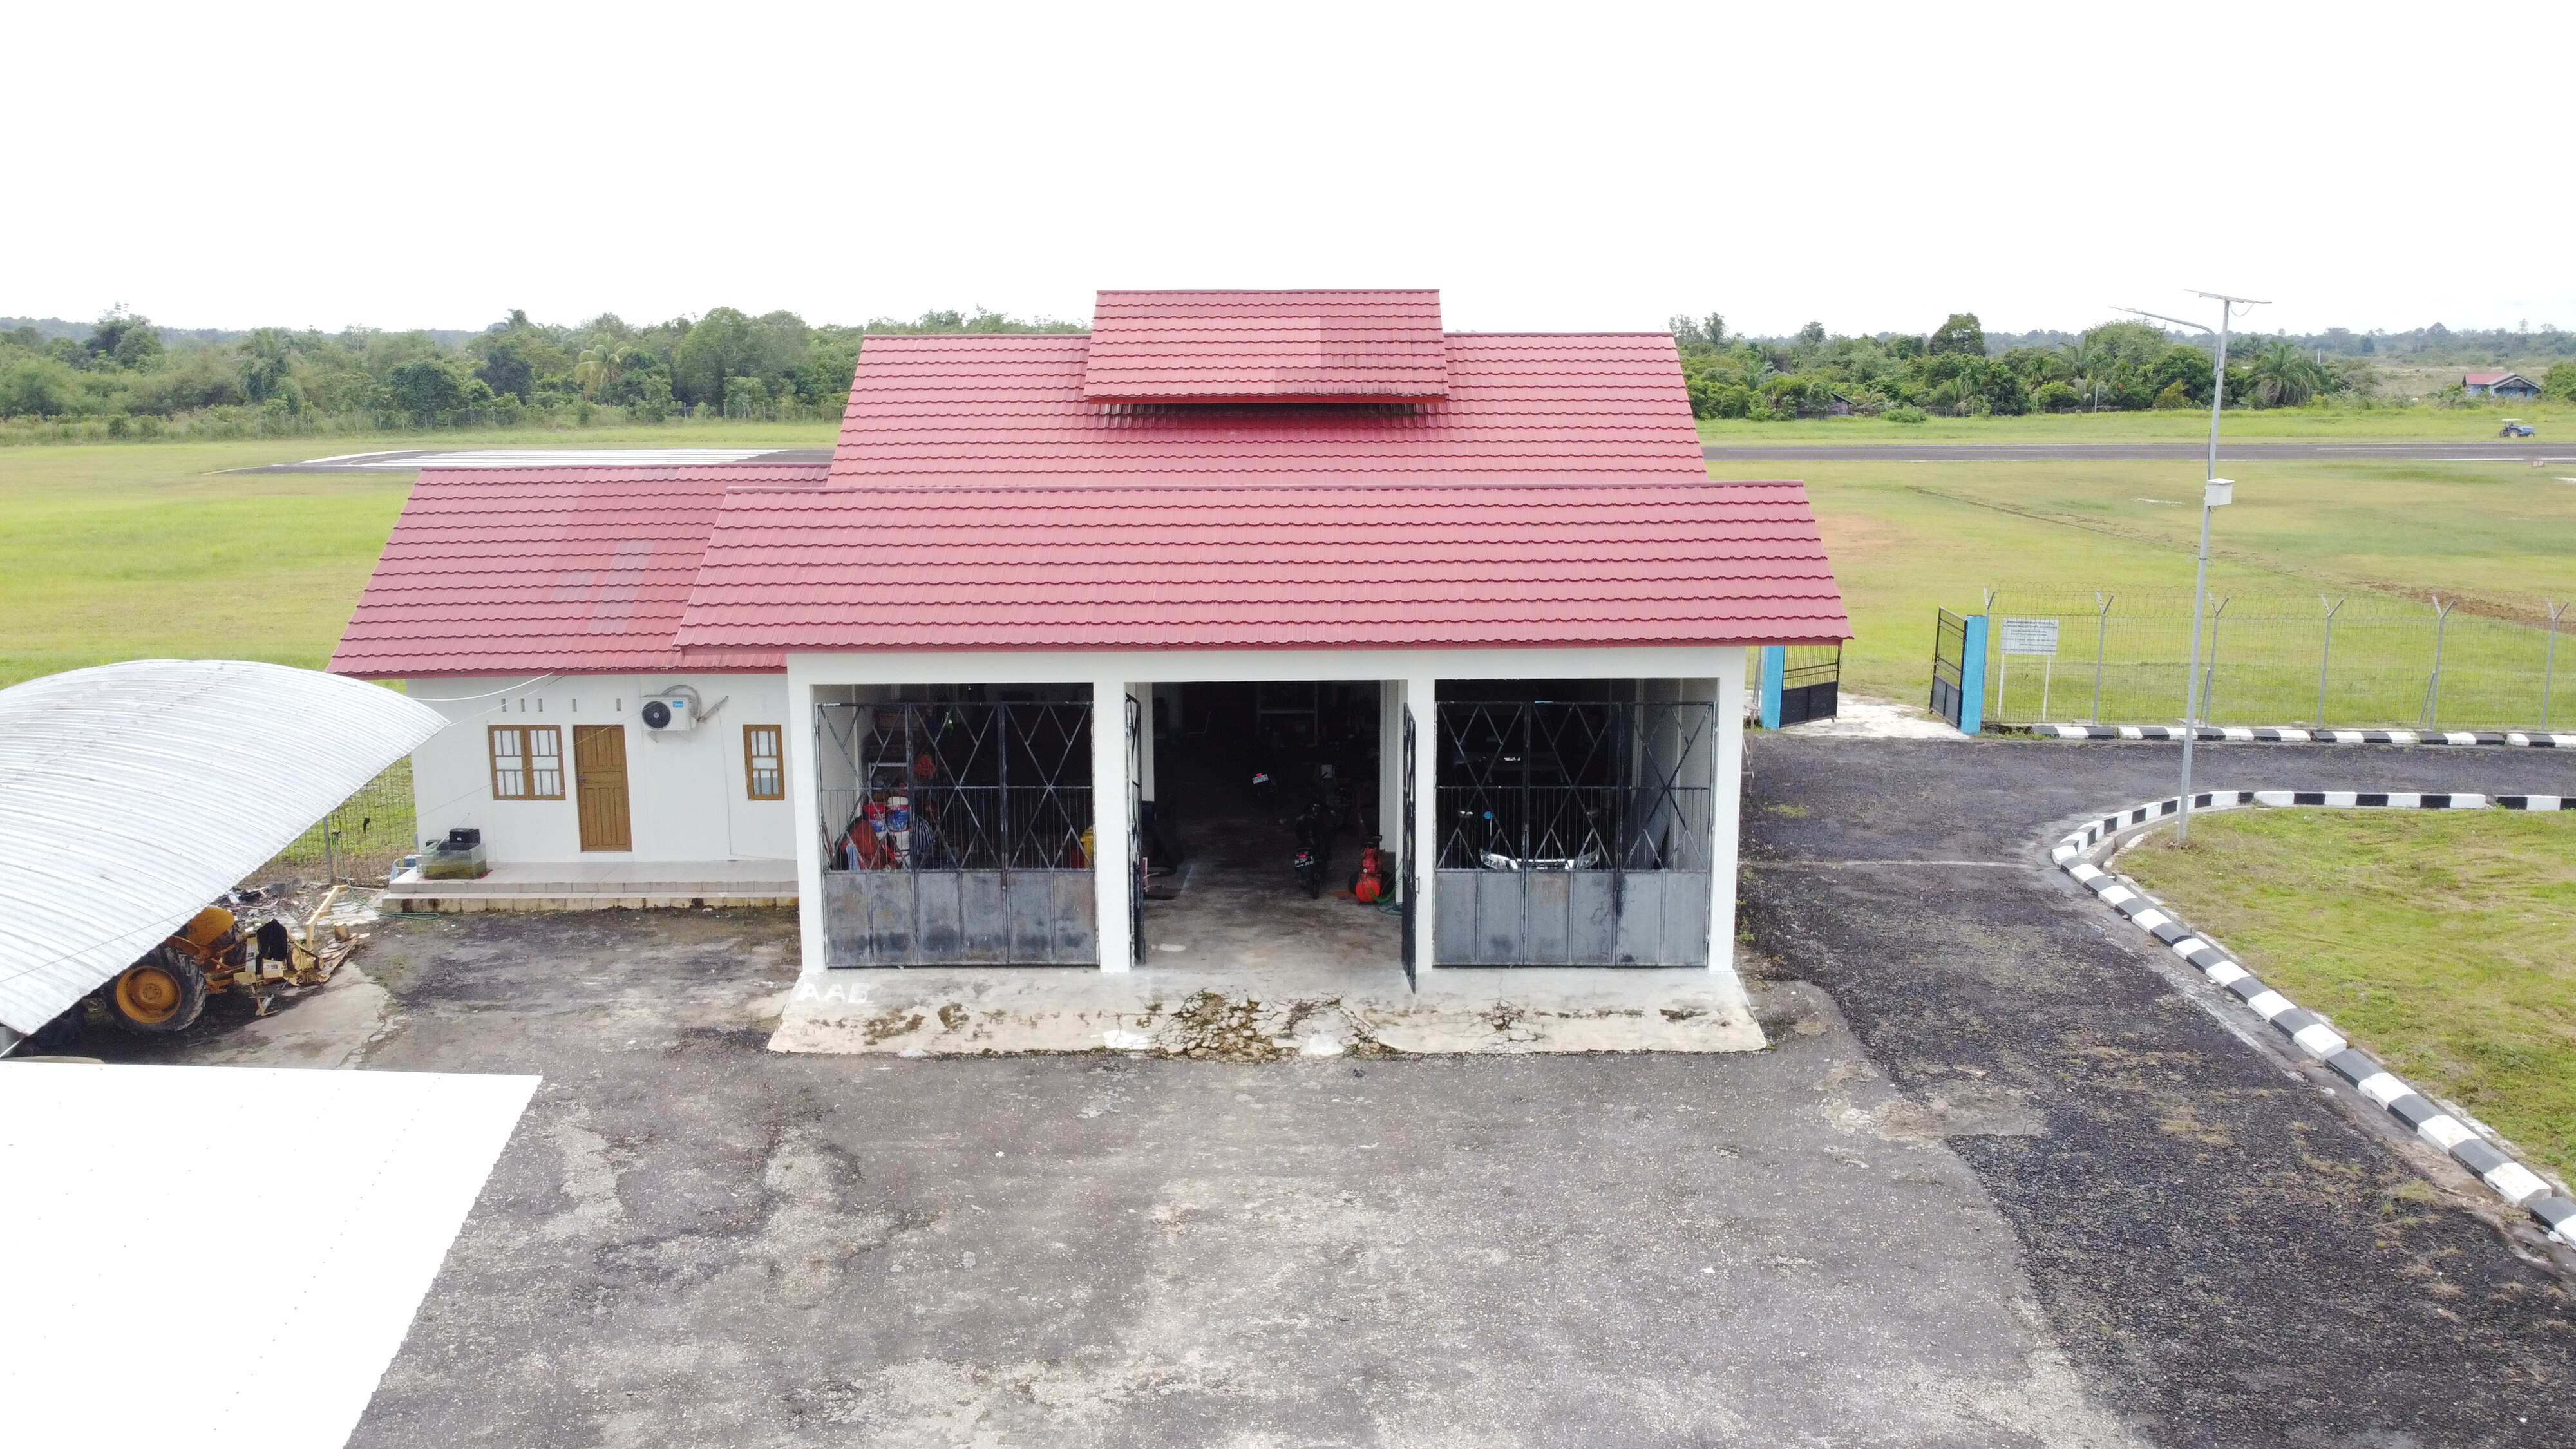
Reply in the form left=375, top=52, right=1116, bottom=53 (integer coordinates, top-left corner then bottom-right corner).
left=2112, top=290, right=2267, bottom=844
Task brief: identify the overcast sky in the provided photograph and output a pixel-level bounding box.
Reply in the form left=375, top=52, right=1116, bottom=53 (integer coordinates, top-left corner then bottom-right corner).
left=12, top=1, right=2566, bottom=339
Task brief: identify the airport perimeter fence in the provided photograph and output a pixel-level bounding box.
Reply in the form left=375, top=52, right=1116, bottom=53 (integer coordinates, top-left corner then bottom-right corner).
left=1972, top=588, right=2572, bottom=730
left=252, top=758, right=419, bottom=886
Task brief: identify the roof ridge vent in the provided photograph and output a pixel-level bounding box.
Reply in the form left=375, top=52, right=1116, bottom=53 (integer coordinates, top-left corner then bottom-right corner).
left=1081, top=288, right=1449, bottom=404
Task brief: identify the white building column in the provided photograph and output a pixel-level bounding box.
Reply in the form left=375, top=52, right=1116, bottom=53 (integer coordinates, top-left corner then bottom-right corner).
left=1092, top=680, right=1137, bottom=973
left=1406, top=671, right=1440, bottom=973
left=787, top=672, right=829, bottom=976
left=1704, top=647, right=1750, bottom=987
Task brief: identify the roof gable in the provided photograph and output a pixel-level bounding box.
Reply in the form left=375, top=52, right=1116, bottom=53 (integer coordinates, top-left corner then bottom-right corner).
left=328, top=464, right=826, bottom=677
left=1081, top=289, right=1448, bottom=403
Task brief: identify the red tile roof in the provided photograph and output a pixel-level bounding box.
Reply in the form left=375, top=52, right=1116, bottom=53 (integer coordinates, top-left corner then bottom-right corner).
left=1081, top=289, right=1449, bottom=402
left=332, top=297, right=1849, bottom=670
left=328, top=464, right=826, bottom=677
left=674, top=481, right=1848, bottom=652
left=833, top=331, right=1705, bottom=486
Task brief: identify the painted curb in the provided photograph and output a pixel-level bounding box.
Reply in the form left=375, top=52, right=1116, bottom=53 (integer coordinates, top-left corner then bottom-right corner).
left=2050, top=788, right=2576, bottom=1242
left=2014, top=723, right=2575, bottom=747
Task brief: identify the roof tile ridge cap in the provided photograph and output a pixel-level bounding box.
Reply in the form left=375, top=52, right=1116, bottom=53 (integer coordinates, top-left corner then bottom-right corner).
left=1095, top=287, right=1441, bottom=298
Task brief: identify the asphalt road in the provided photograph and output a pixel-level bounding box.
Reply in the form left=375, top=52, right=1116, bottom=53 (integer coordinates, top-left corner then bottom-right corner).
left=1741, top=735, right=2576, bottom=1446
left=234, top=447, right=832, bottom=474
left=1704, top=440, right=2574, bottom=462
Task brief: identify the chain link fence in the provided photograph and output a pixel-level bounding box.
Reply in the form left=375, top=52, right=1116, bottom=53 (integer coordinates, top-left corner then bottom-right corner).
left=246, top=758, right=418, bottom=887
left=1976, top=588, right=2571, bottom=730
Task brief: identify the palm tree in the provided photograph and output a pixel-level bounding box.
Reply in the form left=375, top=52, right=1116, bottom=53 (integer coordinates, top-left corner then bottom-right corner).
left=2244, top=338, right=2327, bottom=408
left=573, top=346, right=620, bottom=401
left=1736, top=343, right=1776, bottom=392
left=2060, top=336, right=2102, bottom=410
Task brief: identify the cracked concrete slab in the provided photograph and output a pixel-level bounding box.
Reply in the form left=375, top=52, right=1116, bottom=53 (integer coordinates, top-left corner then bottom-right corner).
left=73, top=909, right=2155, bottom=1447
left=768, top=961, right=1765, bottom=1057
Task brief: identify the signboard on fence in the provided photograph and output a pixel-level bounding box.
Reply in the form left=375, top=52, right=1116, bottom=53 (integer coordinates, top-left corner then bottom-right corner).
left=1998, top=618, right=2060, bottom=656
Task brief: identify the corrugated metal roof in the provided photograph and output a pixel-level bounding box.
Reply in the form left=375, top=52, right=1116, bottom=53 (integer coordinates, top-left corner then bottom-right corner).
left=329, top=464, right=826, bottom=678
left=833, top=331, right=1704, bottom=486
left=0, top=661, right=450, bottom=1037
left=674, top=481, right=1849, bottom=653
left=1081, top=289, right=1449, bottom=402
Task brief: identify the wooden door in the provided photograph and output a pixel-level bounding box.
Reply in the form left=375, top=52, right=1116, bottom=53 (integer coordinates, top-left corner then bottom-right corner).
left=573, top=724, right=632, bottom=851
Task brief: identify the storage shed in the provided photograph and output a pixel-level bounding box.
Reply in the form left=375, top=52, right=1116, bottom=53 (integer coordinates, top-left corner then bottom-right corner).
left=336, top=289, right=1846, bottom=993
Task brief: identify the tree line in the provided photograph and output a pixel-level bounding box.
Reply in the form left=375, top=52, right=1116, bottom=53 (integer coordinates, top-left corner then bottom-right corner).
left=1671, top=312, right=2576, bottom=421
left=0, top=305, right=1081, bottom=435
left=8, top=301, right=2570, bottom=436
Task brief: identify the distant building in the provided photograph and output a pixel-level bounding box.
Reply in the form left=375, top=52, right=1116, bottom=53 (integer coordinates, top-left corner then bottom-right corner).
left=2463, top=371, right=2541, bottom=399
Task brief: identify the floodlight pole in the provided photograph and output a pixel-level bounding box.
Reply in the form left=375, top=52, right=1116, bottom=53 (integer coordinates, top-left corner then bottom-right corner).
left=2114, top=290, right=2267, bottom=843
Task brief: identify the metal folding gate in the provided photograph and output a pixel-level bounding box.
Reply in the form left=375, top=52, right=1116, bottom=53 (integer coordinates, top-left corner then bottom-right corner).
left=1431, top=699, right=1712, bottom=966
left=1928, top=609, right=1988, bottom=734
left=1931, top=609, right=1968, bottom=728
left=1399, top=703, right=1418, bottom=989
left=815, top=699, right=1097, bottom=966
left=1778, top=644, right=1842, bottom=726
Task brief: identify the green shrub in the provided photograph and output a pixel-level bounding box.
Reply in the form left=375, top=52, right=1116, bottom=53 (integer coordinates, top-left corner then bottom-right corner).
left=1884, top=405, right=1927, bottom=424
left=2153, top=380, right=2195, bottom=410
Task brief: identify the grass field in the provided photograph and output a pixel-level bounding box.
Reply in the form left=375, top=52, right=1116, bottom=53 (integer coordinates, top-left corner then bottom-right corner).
left=1700, top=402, right=2573, bottom=444
left=2122, top=809, right=2576, bottom=1185
left=1770, top=457, right=2576, bottom=725
left=0, top=425, right=835, bottom=688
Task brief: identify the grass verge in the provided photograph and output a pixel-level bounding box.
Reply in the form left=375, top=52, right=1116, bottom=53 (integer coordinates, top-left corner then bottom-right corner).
left=2122, top=808, right=2576, bottom=1185
left=0, top=426, right=835, bottom=688
left=1772, top=457, right=2576, bottom=723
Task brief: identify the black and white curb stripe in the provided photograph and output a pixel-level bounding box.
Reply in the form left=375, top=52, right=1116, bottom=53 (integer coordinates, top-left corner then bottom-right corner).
left=2020, top=723, right=2574, bottom=747
left=2052, top=788, right=2576, bottom=1241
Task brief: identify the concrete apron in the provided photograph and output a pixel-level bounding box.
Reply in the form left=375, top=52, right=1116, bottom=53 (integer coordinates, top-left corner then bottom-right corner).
left=768, top=962, right=1765, bottom=1057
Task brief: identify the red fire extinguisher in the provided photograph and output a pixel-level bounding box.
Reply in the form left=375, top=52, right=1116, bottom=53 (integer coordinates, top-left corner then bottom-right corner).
left=1351, top=838, right=1388, bottom=904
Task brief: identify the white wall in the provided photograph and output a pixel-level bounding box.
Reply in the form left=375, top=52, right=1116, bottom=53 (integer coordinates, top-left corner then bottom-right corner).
left=406, top=673, right=794, bottom=864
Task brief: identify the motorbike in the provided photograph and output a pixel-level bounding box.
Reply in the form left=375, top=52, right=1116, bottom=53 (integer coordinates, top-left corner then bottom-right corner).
left=1291, top=798, right=1336, bottom=900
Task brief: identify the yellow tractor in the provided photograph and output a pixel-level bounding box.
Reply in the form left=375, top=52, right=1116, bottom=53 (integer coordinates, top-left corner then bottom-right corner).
left=101, top=887, right=363, bottom=1035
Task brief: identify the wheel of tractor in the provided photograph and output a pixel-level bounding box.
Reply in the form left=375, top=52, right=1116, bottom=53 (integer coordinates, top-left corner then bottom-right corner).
left=107, top=947, right=207, bottom=1034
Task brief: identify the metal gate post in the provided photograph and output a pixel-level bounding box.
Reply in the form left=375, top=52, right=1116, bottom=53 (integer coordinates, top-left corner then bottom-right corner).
left=1958, top=615, right=1989, bottom=734
left=1758, top=645, right=1785, bottom=730
left=2542, top=600, right=2566, bottom=730
left=2317, top=596, right=2343, bottom=726
left=2092, top=592, right=2112, bottom=724
left=2421, top=596, right=2454, bottom=729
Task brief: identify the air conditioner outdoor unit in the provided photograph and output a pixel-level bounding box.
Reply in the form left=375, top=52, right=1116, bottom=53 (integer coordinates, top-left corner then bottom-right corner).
left=639, top=692, right=696, bottom=733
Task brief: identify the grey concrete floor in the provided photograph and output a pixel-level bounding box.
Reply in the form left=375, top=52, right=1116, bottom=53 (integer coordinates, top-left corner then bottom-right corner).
left=71, top=906, right=2139, bottom=1447
left=1137, top=797, right=1403, bottom=975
